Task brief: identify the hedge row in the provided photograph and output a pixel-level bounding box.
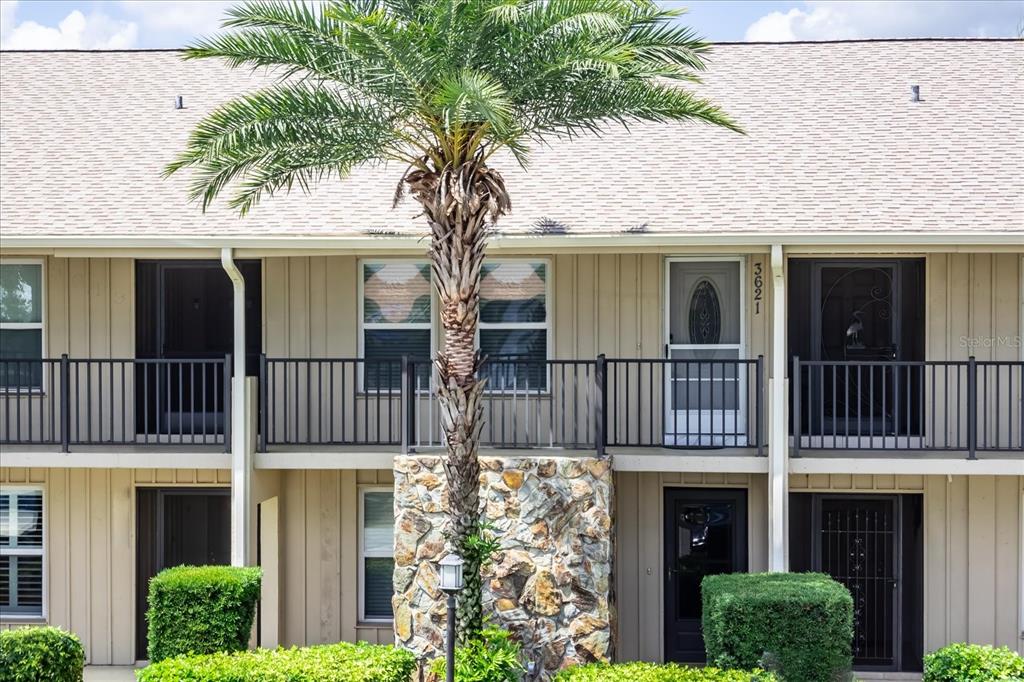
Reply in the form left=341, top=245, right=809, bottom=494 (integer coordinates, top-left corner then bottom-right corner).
left=923, top=643, right=1024, bottom=682
left=702, top=572, right=853, bottom=682
left=0, top=627, right=84, bottom=682
left=146, top=565, right=262, bottom=663
left=137, top=642, right=416, bottom=682
left=553, top=663, right=778, bottom=681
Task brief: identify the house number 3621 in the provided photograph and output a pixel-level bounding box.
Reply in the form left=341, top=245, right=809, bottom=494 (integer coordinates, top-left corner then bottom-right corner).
left=753, top=262, right=763, bottom=314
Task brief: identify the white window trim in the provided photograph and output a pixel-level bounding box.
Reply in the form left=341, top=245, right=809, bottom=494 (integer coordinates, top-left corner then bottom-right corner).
left=477, top=258, right=553, bottom=392
left=0, top=258, right=46, bottom=394
left=357, top=259, right=435, bottom=394
left=0, top=485, right=46, bottom=622
left=357, top=486, right=394, bottom=624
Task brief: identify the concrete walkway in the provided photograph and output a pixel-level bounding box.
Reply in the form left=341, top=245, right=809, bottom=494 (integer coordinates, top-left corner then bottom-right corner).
left=83, top=666, right=140, bottom=681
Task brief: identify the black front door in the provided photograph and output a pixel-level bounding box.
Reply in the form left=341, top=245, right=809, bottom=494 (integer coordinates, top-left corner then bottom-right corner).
left=135, top=488, right=231, bottom=660
left=135, top=261, right=261, bottom=435
left=790, top=493, right=924, bottom=673
left=664, top=488, right=747, bottom=663
left=788, top=259, right=925, bottom=439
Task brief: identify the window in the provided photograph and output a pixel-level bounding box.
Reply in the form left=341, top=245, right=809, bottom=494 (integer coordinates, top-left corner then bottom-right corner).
left=479, top=261, right=549, bottom=390
left=0, top=489, right=44, bottom=619
left=360, top=261, right=432, bottom=390
left=0, top=262, right=44, bottom=389
left=360, top=489, right=394, bottom=621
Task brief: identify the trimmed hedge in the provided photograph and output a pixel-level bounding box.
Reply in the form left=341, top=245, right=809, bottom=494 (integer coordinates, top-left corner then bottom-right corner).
left=146, top=565, right=261, bottom=663
left=702, top=572, right=852, bottom=682
left=0, top=626, right=84, bottom=682
left=923, top=643, right=1024, bottom=681
left=553, top=663, right=779, bottom=681
left=137, top=642, right=416, bottom=682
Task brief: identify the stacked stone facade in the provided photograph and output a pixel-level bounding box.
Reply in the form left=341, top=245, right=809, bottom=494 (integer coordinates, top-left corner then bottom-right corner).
left=392, top=454, right=615, bottom=678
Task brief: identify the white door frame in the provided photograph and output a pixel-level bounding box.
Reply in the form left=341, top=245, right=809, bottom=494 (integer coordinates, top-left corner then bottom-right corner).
left=663, top=256, right=747, bottom=446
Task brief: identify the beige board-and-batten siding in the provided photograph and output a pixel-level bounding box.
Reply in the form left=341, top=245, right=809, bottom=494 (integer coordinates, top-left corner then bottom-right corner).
left=275, top=469, right=395, bottom=647
left=0, top=467, right=230, bottom=665
left=615, top=472, right=1024, bottom=663
left=262, top=254, right=771, bottom=447
left=614, top=471, right=770, bottom=663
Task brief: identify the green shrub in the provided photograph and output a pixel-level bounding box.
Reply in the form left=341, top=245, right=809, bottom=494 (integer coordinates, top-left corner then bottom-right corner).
left=0, top=626, right=84, bottom=682
left=430, top=628, right=524, bottom=682
left=137, top=642, right=416, bottom=682
left=701, top=572, right=853, bottom=682
left=553, top=662, right=779, bottom=681
left=923, top=643, right=1024, bottom=681
left=146, top=565, right=261, bottom=663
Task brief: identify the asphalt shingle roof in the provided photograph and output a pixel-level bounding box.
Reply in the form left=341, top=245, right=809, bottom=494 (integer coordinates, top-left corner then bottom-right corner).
left=0, top=39, right=1021, bottom=242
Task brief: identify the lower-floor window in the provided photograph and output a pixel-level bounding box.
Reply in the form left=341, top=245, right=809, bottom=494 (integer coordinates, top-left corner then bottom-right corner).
left=360, top=489, right=394, bottom=621
left=0, top=488, right=44, bottom=618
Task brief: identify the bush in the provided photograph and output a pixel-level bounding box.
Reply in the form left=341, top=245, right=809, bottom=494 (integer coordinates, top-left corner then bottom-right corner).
left=146, top=565, right=261, bottom=663
left=0, top=626, right=84, bottom=682
left=137, top=642, right=416, bottom=682
left=430, top=628, right=523, bottom=682
left=553, top=662, right=779, bottom=681
left=923, top=643, right=1024, bottom=681
left=702, top=572, right=852, bottom=682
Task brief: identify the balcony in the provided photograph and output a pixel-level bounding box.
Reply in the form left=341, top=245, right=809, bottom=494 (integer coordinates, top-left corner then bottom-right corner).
left=792, top=358, right=1023, bottom=458
left=257, top=356, right=767, bottom=456
left=0, top=357, right=231, bottom=452
left=3, top=355, right=1019, bottom=462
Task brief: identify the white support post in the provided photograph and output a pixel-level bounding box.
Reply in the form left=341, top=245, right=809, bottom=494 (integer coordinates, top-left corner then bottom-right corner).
left=222, top=247, right=250, bottom=567
left=768, top=244, right=789, bottom=572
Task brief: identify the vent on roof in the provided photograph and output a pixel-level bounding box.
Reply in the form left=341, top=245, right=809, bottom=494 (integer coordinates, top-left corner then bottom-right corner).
left=910, top=85, right=921, bottom=102
left=175, top=95, right=184, bottom=110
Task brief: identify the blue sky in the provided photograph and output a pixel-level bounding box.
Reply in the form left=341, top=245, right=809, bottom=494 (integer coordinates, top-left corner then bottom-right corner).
left=1, top=1, right=1021, bottom=49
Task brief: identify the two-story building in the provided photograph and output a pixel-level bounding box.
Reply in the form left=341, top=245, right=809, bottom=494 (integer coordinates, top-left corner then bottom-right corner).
left=1, top=38, right=1021, bottom=677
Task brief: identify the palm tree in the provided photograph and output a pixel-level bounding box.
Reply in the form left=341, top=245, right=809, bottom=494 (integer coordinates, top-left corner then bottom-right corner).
left=167, top=0, right=740, bottom=642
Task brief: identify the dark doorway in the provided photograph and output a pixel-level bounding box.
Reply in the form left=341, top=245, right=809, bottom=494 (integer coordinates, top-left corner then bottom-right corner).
left=790, top=493, right=924, bottom=672
left=788, top=259, right=925, bottom=438
left=135, top=261, right=261, bottom=435
left=135, top=488, right=231, bottom=660
left=663, top=488, right=748, bottom=663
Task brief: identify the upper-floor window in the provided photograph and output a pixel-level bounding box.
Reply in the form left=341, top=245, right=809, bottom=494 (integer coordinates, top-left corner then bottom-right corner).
left=479, top=261, right=549, bottom=390
left=0, top=488, right=45, bottom=619
left=360, top=261, right=432, bottom=390
left=0, top=262, right=44, bottom=390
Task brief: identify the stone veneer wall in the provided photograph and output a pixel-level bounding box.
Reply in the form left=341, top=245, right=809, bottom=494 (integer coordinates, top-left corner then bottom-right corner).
left=393, top=454, right=615, bottom=678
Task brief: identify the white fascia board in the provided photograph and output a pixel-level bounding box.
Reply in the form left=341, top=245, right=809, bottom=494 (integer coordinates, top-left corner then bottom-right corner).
left=0, top=451, right=231, bottom=469
left=789, top=457, right=1024, bottom=476
left=2, top=231, right=1023, bottom=252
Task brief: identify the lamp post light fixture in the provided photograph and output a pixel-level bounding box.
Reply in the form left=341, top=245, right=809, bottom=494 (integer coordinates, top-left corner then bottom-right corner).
left=438, top=553, right=464, bottom=682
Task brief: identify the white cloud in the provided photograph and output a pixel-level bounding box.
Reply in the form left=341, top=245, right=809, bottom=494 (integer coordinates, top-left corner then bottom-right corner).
left=0, top=0, right=138, bottom=49
left=745, top=0, right=1023, bottom=41
left=118, top=1, right=234, bottom=36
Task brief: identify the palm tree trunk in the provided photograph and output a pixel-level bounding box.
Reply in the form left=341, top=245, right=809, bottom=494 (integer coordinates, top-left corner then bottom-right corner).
left=406, top=152, right=510, bottom=643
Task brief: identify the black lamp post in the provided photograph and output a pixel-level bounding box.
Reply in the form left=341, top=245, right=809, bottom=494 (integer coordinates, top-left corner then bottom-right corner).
left=438, top=553, right=464, bottom=682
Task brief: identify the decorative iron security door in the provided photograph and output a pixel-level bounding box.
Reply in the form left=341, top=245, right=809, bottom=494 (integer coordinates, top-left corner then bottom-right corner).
left=813, top=496, right=900, bottom=671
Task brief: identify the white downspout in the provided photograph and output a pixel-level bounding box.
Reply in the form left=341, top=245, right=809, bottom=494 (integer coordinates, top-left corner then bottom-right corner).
left=221, top=247, right=250, bottom=567
left=768, top=244, right=789, bottom=572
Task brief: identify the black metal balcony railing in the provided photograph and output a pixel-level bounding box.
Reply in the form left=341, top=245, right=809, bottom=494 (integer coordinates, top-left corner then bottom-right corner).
left=259, top=355, right=766, bottom=455
left=260, top=358, right=404, bottom=448
left=0, top=356, right=231, bottom=452
left=792, top=357, right=1024, bottom=457
left=408, top=358, right=599, bottom=450
left=606, top=358, right=765, bottom=452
